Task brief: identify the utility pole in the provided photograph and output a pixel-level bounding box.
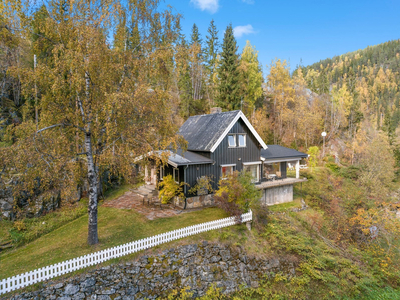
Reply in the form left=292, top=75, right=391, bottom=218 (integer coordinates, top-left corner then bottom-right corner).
left=321, top=131, right=327, bottom=157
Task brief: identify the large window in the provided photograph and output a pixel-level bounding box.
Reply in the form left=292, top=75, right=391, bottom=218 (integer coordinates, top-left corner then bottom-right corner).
left=221, top=165, right=235, bottom=179
left=238, top=134, right=246, bottom=147
left=228, top=135, right=236, bottom=147
left=243, top=164, right=259, bottom=182
left=264, top=162, right=280, bottom=178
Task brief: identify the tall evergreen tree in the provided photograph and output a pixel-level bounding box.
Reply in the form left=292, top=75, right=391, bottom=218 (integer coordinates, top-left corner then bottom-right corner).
left=203, top=19, right=219, bottom=104
left=190, top=23, right=202, bottom=45
left=216, top=24, right=241, bottom=111
left=204, top=19, right=219, bottom=76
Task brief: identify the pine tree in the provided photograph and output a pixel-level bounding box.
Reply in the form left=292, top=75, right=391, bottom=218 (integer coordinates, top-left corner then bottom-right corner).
left=216, top=24, right=241, bottom=111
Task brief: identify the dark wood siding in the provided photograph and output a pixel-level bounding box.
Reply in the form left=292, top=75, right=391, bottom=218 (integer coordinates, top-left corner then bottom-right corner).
left=280, top=162, right=287, bottom=178
left=185, top=164, right=215, bottom=196
left=183, top=118, right=262, bottom=196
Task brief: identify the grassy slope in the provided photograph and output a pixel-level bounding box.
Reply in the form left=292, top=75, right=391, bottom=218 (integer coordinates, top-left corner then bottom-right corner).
left=0, top=193, right=227, bottom=279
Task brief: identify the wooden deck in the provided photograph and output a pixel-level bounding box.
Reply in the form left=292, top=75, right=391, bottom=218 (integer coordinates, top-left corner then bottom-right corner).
left=255, top=177, right=307, bottom=189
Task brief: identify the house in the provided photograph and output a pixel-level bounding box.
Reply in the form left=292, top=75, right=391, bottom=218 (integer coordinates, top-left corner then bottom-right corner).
left=143, top=109, right=307, bottom=208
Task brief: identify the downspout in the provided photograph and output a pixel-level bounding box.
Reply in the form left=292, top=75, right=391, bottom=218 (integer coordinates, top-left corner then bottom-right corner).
left=184, top=165, right=189, bottom=209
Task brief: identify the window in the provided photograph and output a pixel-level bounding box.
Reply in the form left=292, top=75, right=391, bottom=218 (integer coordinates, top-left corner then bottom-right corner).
left=228, top=135, right=236, bottom=147
left=173, top=168, right=179, bottom=183
left=221, top=165, right=235, bottom=179
left=238, top=134, right=246, bottom=147
left=243, top=163, right=260, bottom=182
left=160, top=166, right=164, bottom=180
left=264, top=162, right=280, bottom=178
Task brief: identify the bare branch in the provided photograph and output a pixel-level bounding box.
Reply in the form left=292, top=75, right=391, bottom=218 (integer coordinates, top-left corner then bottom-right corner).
left=37, top=123, right=87, bottom=134
left=37, top=124, right=65, bottom=133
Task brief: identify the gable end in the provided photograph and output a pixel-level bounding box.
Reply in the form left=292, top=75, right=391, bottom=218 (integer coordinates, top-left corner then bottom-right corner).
left=209, top=111, right=267, bottom=152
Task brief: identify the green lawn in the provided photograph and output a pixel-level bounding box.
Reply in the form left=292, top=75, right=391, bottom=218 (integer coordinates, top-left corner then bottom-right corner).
left=0, top=202, right=227, bottom=279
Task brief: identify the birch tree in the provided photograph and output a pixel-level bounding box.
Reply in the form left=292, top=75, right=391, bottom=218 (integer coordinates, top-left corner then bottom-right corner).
left=2, top=0, right=184, bottom=245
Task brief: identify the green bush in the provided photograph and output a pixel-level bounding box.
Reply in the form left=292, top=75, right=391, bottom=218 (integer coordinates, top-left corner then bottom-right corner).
left=339, top=165, right=361, bottom=180
left=158, top=175, right=186, bottom=204
left=325, top=162, right=340, bottom=173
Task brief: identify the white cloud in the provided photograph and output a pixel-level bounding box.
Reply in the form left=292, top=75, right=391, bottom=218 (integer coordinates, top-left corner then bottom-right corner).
left=242, top=0, right=255, bottom=4
left=233, top=24, right=256, bottom=38
left=190, top=0, right=219, bottom=14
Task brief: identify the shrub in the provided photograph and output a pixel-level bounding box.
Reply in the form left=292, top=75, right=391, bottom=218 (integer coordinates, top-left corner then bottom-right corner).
left=308, top=146, right=320, bottom=170
left=325, top=162, right=340, bottom=173
left=252, top=203, right=270, bottom=232
left=188, top=176, right=213, bottom=196
left=339, top=165, right=360, bottom=179
left=158, top=175, right=186, bottom=204
left=214, top=171, right=261, bottom=222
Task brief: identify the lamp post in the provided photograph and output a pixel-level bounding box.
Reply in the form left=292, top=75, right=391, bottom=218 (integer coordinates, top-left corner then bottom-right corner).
left=321, top=131, right=327, bottom=157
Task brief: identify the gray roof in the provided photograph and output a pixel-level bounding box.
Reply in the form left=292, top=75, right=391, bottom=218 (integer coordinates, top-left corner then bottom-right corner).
left=261, top=145, right=308, bottom=161
left=158, top=150, right=213, bottom=167
left=179, top=110, right=241, bottom=152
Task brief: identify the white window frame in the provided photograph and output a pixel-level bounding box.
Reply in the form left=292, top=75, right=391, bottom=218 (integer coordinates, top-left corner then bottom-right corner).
left=228, top=134, right=236, bottom=147
left=173, top=168, right=179, bottom=183
left=243, top=162, right=260, bottom=182
left=221, top=164, right=235, bottom=179
left=238, top=134, right=246, bottom=147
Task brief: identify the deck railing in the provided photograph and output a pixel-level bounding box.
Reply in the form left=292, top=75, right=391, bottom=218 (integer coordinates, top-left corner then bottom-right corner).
left=0, top=210, right=252, bottom=295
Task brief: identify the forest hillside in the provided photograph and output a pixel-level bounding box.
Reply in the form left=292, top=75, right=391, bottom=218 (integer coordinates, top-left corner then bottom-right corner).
left=1, top=1, right=400, bottom=296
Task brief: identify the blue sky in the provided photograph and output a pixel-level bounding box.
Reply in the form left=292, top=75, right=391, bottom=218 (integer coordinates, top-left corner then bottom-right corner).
left=162, top=0, right=400, bottom=74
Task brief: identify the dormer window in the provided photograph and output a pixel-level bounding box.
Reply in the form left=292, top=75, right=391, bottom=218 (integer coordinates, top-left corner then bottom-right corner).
left=238, top=134, right=246, bottom=147
left=228, top=135, right=236, bottom=147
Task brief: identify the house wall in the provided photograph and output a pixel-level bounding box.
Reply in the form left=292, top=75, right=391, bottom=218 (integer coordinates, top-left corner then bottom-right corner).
left=184, top=118, right=262, bottom=196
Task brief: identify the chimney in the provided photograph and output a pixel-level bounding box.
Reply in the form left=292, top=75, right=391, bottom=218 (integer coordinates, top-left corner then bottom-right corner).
left=210, top=107, right=222, bottom=114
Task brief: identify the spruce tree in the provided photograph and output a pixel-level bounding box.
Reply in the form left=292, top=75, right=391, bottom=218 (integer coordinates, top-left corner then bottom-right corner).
left=190, top=23, right=202, bottom=45
left=204, top=19, right=219, bottom=76
left=216, top=24, right=241, bottom=111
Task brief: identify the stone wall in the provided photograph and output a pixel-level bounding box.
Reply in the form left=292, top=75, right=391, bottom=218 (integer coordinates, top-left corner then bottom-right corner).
left=260, top=185, right=293, bottom=206
left=174, top=194, right=214, bottom=209
left=6, top=242, right=297, bottom=300
left=0, top=186, right=62, bottom=220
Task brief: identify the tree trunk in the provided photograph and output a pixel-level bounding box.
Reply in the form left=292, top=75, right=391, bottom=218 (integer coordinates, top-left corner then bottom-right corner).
left=85, top=132, right=99, bottom=245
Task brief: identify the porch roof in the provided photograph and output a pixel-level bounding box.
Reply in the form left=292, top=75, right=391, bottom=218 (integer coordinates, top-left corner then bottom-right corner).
left=261, top=145, right=308, bottom=162
left=161, top=149, right=214, bottom=167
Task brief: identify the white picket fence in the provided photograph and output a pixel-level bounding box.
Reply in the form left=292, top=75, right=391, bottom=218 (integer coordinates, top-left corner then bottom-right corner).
left=0, top=210, right=252, bottom=295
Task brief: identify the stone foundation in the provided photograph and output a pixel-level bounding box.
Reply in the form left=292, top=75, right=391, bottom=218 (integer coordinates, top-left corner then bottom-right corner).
left=174, top=194, right=214, bottom=209
left=260, top=184, right=293, bottom=206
